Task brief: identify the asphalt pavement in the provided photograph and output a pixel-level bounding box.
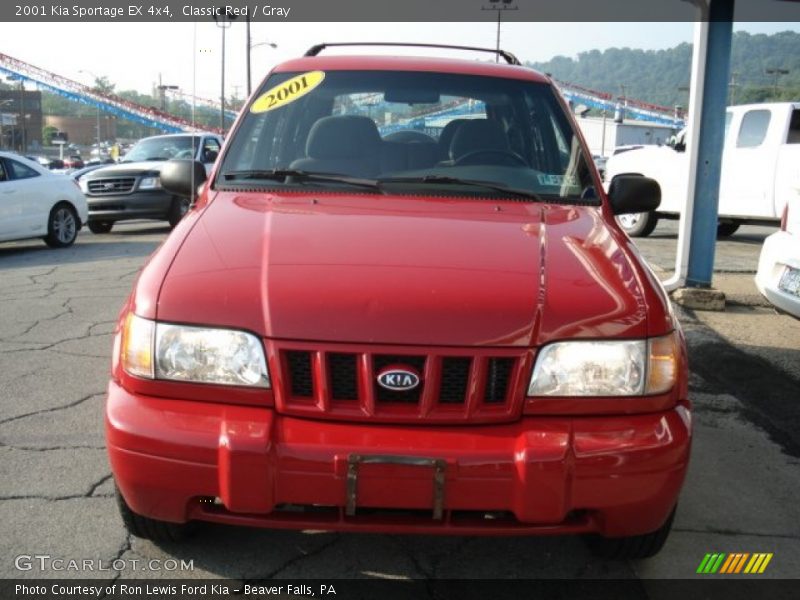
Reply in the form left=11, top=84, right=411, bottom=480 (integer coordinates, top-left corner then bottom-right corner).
left=0, top=220, right=798, bottom=587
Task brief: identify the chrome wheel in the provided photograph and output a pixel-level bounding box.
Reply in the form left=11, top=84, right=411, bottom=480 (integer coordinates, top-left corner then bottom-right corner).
left=615, top=210, right=657, bottom=237
left=45, top=205, right=78, bottom=248
left=617, top=212, right=643, bottom=230
left=53, top=207, right=77, bottom=244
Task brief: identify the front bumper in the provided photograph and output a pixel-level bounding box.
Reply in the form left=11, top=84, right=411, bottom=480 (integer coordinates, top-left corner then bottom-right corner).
left=755, top=231, right=800, bottom=319
left=106, top=381, right=691, bottom=537
left=86, top=191, right=173, bottom=223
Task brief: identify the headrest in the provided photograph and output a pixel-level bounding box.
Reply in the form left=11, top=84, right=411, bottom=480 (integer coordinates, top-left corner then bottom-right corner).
left=449, top=120, right=510, bottom=161
left=306, top=115, right=381, bottom=159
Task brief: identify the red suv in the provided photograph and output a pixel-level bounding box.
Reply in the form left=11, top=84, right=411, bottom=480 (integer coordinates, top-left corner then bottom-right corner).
left=106, top=44, right=690, bottom=558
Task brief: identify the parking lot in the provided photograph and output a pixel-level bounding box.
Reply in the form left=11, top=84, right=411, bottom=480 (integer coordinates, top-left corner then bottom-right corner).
left=1, top=220, right=799, bottom=586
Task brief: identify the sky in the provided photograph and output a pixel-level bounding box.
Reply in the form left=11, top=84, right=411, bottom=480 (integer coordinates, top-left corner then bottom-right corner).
left=1, top=21, right=798, bottom=101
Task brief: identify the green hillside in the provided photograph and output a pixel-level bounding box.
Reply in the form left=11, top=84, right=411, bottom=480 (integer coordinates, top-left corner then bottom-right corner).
left=526, top=31, right=800, bottom=108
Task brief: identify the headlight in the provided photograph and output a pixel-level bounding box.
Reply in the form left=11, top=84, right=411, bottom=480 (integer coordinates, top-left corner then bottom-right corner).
left=78, top=178, right=89, bottom=194
left=528, top=333, right=679, bottom=397
left=121, top=314, right=270, bottom=388
left=138, top=176, right=161, bottom=190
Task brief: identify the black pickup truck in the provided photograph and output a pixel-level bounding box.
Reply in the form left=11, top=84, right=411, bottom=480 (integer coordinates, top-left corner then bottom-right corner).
left=78, top=133, right=221, bottom=233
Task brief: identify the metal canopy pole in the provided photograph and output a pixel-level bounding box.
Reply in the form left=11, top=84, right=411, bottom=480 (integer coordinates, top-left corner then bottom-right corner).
left=684, top=0, right=735, bottom=288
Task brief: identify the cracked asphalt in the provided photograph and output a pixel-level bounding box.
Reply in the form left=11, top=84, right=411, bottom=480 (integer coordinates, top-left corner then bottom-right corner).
left=0, top=220, right=798, bottom=586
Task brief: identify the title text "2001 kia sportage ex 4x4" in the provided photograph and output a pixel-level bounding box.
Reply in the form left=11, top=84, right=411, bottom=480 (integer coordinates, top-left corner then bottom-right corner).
left=105, top=44, right=690, bottom=559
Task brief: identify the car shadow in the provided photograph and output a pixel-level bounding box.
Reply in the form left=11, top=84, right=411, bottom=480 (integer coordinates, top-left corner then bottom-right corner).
left=0, top=236, right=162, bottom=269
left=136, top=524, right=638, bottom=581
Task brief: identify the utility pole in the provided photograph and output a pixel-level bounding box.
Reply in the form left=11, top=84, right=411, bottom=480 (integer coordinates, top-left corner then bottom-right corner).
left=765, top=67, right=789, bottom=97
left=729, top=71, right=738, bottom=105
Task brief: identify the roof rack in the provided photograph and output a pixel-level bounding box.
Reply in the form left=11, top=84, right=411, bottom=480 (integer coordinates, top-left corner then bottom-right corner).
left=304, top=43, right=521, bottom=66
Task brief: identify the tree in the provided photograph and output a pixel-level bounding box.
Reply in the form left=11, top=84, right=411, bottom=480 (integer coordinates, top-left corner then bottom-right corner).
left=91, top=76, right=116, bottom=95
left=42, top=125, right=58, bottom=146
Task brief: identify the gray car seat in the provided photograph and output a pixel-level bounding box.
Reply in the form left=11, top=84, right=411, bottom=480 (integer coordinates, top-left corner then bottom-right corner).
left=449, top=120, right=511, bottom=162
left=290, top=115, right=382, bottom=178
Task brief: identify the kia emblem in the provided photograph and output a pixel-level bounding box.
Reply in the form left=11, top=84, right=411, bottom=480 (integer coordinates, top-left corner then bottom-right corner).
left=376, top=366, right=421, bottom=391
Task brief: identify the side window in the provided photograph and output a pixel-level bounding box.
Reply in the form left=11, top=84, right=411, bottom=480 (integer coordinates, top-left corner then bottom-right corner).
left=736, top=110, right=771, bottom=148
left=202, top=138, right=221, bottom=163
left=787, top=109, right=800, bottom=144
left=0, top=160, right=7, bottom=182
left=7, top=159, right=40, bottom=180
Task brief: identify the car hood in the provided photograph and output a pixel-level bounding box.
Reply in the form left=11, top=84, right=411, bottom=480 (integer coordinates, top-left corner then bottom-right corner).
left=156, top=192, right=651, bottom=346
left=84, top=161, right=165, bottom=178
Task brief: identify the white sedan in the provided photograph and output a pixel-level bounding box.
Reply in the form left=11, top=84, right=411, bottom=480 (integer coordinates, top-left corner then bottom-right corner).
left=756, top=197, right=800, bottom=318
left=0, top=151, right=88, bottom=248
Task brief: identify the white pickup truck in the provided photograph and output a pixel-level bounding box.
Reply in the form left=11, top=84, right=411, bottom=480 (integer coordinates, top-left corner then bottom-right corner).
left=604, top=102, right=800, bottom=237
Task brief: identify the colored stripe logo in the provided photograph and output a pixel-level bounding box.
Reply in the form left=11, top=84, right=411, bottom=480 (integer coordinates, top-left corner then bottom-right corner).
left=697, top=553, right=773, bottom=574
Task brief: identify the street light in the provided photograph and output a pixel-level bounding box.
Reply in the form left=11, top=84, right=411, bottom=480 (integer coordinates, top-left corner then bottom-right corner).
left=78, top=69, right=104, bottom=150
left=213, top=10, right=236, bottom=131
left=247, top=40, right=278, bottom=96
left=482, top=0, right=518, bottom=62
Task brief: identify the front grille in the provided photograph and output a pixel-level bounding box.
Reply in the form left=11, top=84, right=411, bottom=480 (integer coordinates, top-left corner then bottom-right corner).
left=485, top=358, right=514, bottom=403
left=276, top=345, right=527, bottom=423
left=286, top=351, right=313, bottom=398
left=87, top=177, right=136, bottom=195
left=329, top=353, right=358, bottom=400
left=440, top=357, right=471, bottom=404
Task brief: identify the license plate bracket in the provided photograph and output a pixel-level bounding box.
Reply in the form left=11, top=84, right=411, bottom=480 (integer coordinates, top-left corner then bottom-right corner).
left=345, top=454, right=446, bottom=520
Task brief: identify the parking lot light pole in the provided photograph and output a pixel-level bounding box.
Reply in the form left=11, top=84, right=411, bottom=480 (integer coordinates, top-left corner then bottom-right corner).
left=78, top=69, right=103, bottom=150
left=214, top=12, right=234, bottom=131
left=248, top=40, right=278, bottom=97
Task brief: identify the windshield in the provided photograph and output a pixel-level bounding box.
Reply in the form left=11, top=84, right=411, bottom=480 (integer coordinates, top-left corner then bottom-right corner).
left=219, top=70, right=595, bottom=202
left=123, top=136, right=199, bottom=162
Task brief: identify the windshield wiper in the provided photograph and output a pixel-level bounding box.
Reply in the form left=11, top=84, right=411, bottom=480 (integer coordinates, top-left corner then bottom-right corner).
left=223, top=169, right=383, bottom=192
left=377, top=175, right=545, bottom=202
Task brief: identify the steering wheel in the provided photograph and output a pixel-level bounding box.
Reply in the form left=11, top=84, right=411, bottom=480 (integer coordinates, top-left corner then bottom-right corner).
left=454, top=149, right=528, bottom=167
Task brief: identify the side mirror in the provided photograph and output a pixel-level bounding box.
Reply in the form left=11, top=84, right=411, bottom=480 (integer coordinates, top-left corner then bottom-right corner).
left=607, top=175, right=661, bottom=215
left=160, top=159, right=207, bottom=200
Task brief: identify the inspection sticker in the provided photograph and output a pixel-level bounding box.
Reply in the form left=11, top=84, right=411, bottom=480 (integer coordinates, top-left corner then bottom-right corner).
left=251, top=71, right=326, bottom=113
left=537, top=174, right=576, bottom=186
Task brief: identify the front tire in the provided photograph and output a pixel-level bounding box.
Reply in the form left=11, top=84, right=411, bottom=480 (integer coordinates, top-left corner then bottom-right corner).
left=584, top=507, right=676, bottom=559
left=167, top=197, right=190, bottom=229
left=617, top=211, right=658, bottom=237
left=88, top=221, right=113, bottom=234
left=717, top=221, right=740, bottom=238
left=44, top=204, right=78, bottom=248
left=115, top=484, right=195, bottom=543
